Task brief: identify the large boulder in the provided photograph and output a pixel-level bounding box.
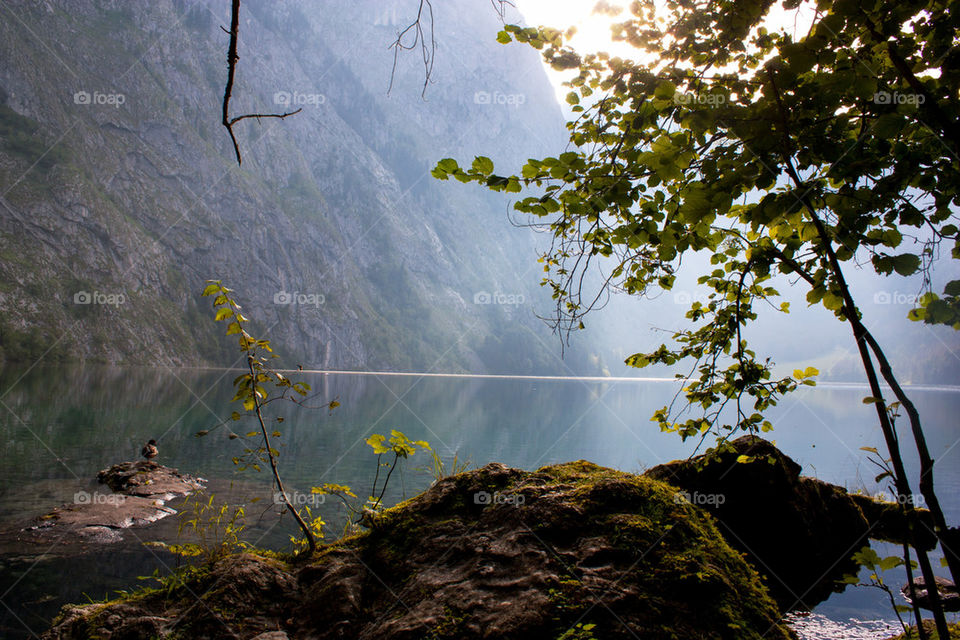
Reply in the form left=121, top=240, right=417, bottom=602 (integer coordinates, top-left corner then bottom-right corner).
left=43, top=461, right=794, bottom=640
left=645, top=435, right=933, bottom=609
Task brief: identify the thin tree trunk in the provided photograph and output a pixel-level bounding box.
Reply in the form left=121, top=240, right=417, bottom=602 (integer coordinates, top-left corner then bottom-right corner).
left=861, top=328, right=960, bottom=584
left=249, top=356, right=316, bottom=554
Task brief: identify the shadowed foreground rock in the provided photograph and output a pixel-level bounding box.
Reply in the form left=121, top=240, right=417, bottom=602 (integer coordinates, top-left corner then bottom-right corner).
left=42, top=461, right=794, bottom=640
left=646, top=435, right=933, bottom=610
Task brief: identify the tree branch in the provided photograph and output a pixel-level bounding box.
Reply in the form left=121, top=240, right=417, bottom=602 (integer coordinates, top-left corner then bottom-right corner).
left=221, top=0, right=301, bottom=165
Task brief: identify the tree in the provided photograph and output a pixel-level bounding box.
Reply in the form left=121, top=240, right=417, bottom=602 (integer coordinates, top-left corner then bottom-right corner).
left=434, top=0, right=959, bottom=632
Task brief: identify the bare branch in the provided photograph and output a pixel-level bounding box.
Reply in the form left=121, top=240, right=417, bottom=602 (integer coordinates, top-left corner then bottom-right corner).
left=221, top=0, right=300, bottom=165
left=388, top=0, right=515, bottom=98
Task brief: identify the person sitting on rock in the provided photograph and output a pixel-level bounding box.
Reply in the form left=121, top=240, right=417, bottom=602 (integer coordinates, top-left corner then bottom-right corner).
left=141, top=439, right=158, bottom=460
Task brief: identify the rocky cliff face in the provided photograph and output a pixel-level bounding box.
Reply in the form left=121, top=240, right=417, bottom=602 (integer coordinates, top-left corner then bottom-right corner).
left=0, top=0, right=587, bottom=373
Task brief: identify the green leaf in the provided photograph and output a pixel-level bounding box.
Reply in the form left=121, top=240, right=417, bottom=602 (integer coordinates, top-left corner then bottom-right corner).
left=496, top=30, right=512, bottom=44
left=472, top=156, right=494, bottom=175
left=366, top=434, right=389, bottom=455
left=891, top=253, right=920, bottom=276
left=215, top=307, right=234, bottom=321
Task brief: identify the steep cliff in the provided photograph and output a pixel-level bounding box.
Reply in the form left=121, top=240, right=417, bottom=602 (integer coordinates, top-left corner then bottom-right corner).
left=0, top=0, right=589, bottom=373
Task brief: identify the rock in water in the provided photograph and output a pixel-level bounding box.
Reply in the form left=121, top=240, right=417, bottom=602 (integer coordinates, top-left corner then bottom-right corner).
left=901, top=575, right=960, bottom=612
left=645, top=435, right=932, bottom=610
left=96, top=460, right=204, bottom=498
left=23, top=462, right=204, bottom=545
left=42, top=462, right=793, bottom=639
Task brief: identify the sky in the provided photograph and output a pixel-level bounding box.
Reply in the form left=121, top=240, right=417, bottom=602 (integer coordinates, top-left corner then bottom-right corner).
left=513, top=0, right=818, bottom=103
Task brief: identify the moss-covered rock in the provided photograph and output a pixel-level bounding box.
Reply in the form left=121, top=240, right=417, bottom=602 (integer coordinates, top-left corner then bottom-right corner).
left=646, top=435, right=931, bottom=609
left=42, top=461, right=794, bottom=639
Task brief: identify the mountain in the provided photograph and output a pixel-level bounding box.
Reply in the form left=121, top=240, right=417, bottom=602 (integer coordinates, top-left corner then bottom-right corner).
left=0, top=0, right=602, bottom=374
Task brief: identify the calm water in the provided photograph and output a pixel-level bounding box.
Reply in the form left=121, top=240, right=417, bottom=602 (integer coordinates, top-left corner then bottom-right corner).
left=0, top=364, right=958, bottom=638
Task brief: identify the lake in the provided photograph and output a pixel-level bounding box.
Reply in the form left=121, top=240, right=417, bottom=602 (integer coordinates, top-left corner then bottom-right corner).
left=0, top=364, right=958, bottom=638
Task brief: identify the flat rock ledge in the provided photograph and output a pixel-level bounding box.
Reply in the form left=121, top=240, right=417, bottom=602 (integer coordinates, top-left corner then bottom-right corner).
left=24, top=461, right=204, bottom=543
left=42, top=460, right=794, bottom=640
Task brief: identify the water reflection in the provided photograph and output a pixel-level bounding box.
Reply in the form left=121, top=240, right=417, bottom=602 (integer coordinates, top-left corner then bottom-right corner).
left=0, top=365, right=958, bottom=637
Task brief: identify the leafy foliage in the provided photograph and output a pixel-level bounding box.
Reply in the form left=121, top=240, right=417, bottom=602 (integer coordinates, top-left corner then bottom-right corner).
left=365, top=429, right=431, bottom=514
left=201, top=280, right=321, bottom=552
left=435, top=0, right=960, bottom=444
left=167, top=493, right=249, bottom=564
left=440, top=2, right=960, bottom=629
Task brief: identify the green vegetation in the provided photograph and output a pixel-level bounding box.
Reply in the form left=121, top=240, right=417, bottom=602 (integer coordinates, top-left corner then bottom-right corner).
left=437, top=0, right=960, bottom=632
left=199, top=281, right=433, bottom=554
left=887, top=623, right=960, bottom=640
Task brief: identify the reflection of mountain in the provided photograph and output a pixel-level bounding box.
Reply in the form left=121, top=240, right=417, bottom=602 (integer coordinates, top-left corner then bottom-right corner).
left=1, top=364, right=959, bottom=637
left=0, top=0, right=609, bottom=375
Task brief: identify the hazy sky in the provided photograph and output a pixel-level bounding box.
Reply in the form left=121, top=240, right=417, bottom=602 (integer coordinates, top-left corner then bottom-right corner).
left=513, top=0, right=818, bottom=101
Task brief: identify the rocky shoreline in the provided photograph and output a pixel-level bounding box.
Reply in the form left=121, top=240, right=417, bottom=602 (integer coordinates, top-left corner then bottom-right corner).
left=36, top=436, right=937, bottom=640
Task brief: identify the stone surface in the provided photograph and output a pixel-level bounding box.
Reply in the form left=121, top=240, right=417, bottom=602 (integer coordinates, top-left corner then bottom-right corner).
left=97, top=460, right=204, bottom=498
left=24, top=462, right=203, bottom=544
left=645, top=435, right=933, bottom=610
left=42, top=461, right=794, bottom=640
left=901, top=575, right=960, bottom=612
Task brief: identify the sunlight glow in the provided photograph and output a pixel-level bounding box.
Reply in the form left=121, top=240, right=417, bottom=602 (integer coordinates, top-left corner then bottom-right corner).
left=513, top=0, right=819, bottom=104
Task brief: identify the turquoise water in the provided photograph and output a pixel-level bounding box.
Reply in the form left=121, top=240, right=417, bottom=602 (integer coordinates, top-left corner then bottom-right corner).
left=0, top=365, right=958, bottom=637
